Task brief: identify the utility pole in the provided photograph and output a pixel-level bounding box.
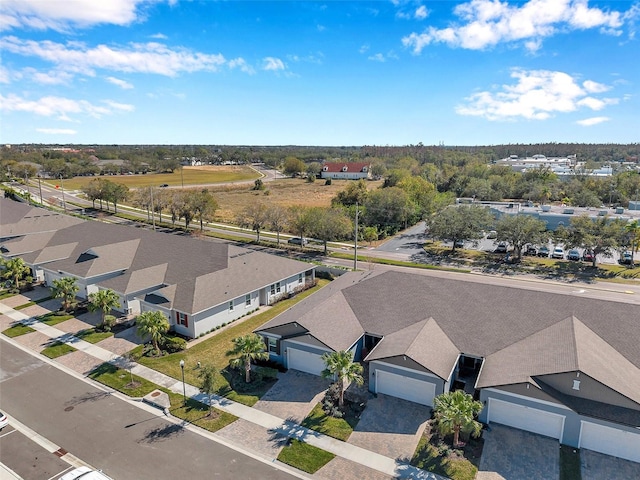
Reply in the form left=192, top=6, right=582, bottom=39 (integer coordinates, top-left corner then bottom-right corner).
left=60, top=175, right=67, bottom=213
left=354, top=202, right=359, bottom=271
left=150, top=186, right=156, bottom=230
left=37, top=175, right=43, bottom=206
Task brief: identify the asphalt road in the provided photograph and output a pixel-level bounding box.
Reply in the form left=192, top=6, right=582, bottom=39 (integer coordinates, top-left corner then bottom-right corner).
left=0, top=340, right=298, bottom=480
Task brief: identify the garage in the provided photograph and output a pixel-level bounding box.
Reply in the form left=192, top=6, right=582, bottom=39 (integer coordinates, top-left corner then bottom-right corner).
left=487, top=398, right=565, bottom=440
left=287, top=348, right=326, bottom=376
left=579, top=421, right=640, bottom=463
left=375, top=370, right=436, bottom=406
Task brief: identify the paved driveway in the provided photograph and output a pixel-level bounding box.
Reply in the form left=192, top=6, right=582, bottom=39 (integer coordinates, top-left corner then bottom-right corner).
left=347, top=394, right=431, bottom=461
left=478, top=424, right=559, bottom=480
left=253, top=370, right=331, bottom=423
left=581, top=449, right=640, bottom=480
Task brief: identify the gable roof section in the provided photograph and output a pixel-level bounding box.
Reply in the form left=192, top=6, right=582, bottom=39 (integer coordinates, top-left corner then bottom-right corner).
left=322, top=162, right=370, bottom=173
left=366, top=318, right=460, bottom=379
left=0, top=198, right=83, bottom=239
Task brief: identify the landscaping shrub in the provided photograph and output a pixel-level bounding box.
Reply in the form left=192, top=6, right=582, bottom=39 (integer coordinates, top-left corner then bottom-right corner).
left=97, top=314, right=116, bottom=332
left=254, top=365, right=279, bottom=380
left=162, top=336, right=187, bottom=353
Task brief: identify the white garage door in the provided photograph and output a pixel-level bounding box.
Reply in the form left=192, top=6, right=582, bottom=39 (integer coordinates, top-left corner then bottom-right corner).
left=580, top=421, right=640, bottom=463
left=488, top=398, right=565, bottom=440
left=287, top=348, right=326, bottom=376
left=375, top=370, right=436, bottom=406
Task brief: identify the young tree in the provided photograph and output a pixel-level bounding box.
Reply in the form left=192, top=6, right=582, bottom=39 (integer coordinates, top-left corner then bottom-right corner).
left=495, top=214, right=548, bottom=260
left=282, top=156, right=306, bottom=176
left=136, top=311, right=170, bottom=355
left=227, top=334, right=269, bottom=383
left=363, top=187, right=415, bottom=235
left=433, top=390, right=483, bottom=448
left=198, top=364, right=219, bottom=416
left=236, top=203, right=269, bottom=242
left=0, top=257, right=31, bottom=291
left=189, top=189, right=218, bottom=231
left=427, top=205, right=494, bottom=252
left=88, top=289, right=121, bottom=331
left=321, top=350, right=364, bottom=407
left=624, top=220, right=640, bottom=266
left=307, top=207, right=353, bottom=255
left=51, top=277, right=79, bottom=313
left=332, top=179, right=369, bottom=207
left=267, top=205, right=289, bottom=245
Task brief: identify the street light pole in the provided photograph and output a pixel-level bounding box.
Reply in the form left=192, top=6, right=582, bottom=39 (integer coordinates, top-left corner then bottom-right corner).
left=60, top=175, right=67, bottom=213
left=353, top=202, right=359, bottom=271
left=179, top=359, right=186, bottom=405
left=37, top=175, right=43, bottom=206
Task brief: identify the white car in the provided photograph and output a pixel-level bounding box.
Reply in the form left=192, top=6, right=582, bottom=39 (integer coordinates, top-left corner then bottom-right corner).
left=551, top=247, right=565, bottom=259
left=60, top=467, right=113, bottom=480
left=0, top=411, right=8, bottom=430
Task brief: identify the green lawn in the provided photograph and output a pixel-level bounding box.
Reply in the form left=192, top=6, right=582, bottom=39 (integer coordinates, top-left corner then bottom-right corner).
left=76, top=328, right=113, bottom=344
left=0, top=291, right=16, bottom=300
left=14, top=301, right=35, bottom=310
left=37, top=312, right=74, bottom=326
left=560, top=445, right=582, bottom=480
left=89, top=362, right=237, bottom=432
left=300, top=403, right=358, bottom=441
left=134, top=280, right=329, bottom=406
left=277, top=439, right=335, bottom=474
left=41, top=341, right=77, bottom=358
left=2, top=324, right=36, bottom=337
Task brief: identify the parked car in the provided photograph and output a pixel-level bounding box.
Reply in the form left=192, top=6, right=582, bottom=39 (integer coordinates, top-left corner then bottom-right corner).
left=567, top=249, right=581, bottom=261
left=537, top=246, right=550, bottom=257
left=524, top=245, right=538, bottom=256
left=582, top=250, right=595, bottom=262
left=288, top=237, right=308, bottom=246
left=620, top=251, right=633, bottom=265
left=454, top=239, right=465, bottom=248
left=0, top=411, right=8, bottom=431
left=60, top=467, right=113, bottom=480
left=487, top=230, right=498, bottom=239
left=159, top=183, right=169, bottom=187
left=551, top=247, right=565, bottom=259
left=495, top=242, right=508, bottom=253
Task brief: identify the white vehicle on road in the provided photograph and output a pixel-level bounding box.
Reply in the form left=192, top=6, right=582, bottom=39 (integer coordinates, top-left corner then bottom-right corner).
left=60, top=467, right=113, bottom=480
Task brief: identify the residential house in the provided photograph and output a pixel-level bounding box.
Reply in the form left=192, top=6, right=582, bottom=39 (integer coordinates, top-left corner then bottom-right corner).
left=320, top=162, right=371, bottom=180
left=256, top=269, right=640, bottom=463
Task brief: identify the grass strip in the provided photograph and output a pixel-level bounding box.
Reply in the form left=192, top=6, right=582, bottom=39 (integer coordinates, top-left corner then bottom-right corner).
left=277, top=439, right=335, bottom=474
left=560, top=445, right=582, bottom=480
left=14, top=301, right=35, bottom=310
left=37, top=312, right=74, bottom=325
left=75, top=328, right=113, bottom=344
left=330, top=251, right=471, bottom=273
left=300, top=403, right=356, bottom=441
left=41, top=341, right=77, bottom=358
left=2, top=324, right=36, bottom=337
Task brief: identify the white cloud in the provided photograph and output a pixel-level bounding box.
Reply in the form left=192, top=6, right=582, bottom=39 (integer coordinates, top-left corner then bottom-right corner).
left=228, top=57, right=255, bottom=74
left=36, top=128, right=77, bottom=135
left=150, top=33, right=167, bottom=39
left=0, top=0, right=169, bottom=32
left=456, top=69, right=617, bottom=121
left=415, top=5, right=429, bottom=20
left=359, top=44, right=370, bottom=54
left=0, top=37, right=227, bottom=76
left=368, top=53, right=386, bottom=62
left=317, top=24, right=326, bottom=32
left=103, top=100, right=135, bottom=111
left=403, top=0, right=625, bottom=53
left=106, top=76, right=134, bottom=89
left=582, top=79, right=609, bottom=93
left=577, top=116, right=610, bottom=126
left=262, top=57, right=285, bottom=71
left=0, top=65, right=13, bottom=83
left=25, top=68, right=73, bottom=85
left=0, top=93, right=133, bottom=120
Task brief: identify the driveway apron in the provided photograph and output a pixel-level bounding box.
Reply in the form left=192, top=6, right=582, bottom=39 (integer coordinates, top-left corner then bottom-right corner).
left=347, top=394, right=431, bottom=461
left=479, top=424, right=559, bottom=480
left=581, top=449, right=640, bottom=480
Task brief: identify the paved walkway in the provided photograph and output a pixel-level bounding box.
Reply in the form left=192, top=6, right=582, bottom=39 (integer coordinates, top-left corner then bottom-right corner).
left=0, top=300, right=446, bottom=480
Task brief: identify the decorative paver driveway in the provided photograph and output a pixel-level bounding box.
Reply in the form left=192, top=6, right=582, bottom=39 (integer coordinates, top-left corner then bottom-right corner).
left=479, top=424, right=559, bottom=480
left=216, top=418, right=287, bottom=459
left=347, top=394, right=431, bottom=460
left=253, top=370, right=331, bottom=423
left=581, top=449, right=639, bottom=480
left=316, top=456, right=393, bottom=480
left=95, top=326, right=141, bottom=355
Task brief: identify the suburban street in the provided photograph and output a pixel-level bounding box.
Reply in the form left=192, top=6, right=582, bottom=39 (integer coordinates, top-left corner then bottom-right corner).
left=0, top=340, right=298, bottom=480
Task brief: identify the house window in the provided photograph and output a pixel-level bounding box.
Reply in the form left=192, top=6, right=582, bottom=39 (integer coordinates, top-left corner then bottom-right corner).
left=342, top=166, right=348, bottom=172
left=176, top=312, right=188, bottom=328
left=270, top=284, right=275, bottom=295
left=572, top=380, right=580, bottom=390
left=267, top=337, right=279, bottom=354
left=245, top=294, right=251, bottom=307
left=298, top=273, right=303, bottom=284
left=229, top=301, right=234, bottom=311
left=276, top=282, right=281, bottom=294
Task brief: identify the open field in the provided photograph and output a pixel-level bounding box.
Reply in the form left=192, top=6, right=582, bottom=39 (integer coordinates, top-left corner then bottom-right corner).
left=49, top=165, right=260, bottom=190
left=209, top=177, right=383, bottom=223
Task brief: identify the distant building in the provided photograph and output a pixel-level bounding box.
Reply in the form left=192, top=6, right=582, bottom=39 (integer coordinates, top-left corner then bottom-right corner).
left=494, top=154, right=614, bottom=178
left=320, top=162, right=371, bottom=180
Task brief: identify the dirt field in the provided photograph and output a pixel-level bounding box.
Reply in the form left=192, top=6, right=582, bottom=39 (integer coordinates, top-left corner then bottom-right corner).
left=209, top=177, right=384, bottom=223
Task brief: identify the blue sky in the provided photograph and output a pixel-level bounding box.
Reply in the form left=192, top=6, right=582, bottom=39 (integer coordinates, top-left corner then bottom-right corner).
left=1, top=0, right=639, bottom=146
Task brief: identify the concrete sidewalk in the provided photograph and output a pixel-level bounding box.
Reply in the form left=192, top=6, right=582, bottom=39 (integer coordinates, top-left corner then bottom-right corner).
left=0, top=301, right=445, bottom=480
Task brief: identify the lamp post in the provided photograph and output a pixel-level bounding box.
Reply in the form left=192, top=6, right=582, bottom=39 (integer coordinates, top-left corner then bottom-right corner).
left=60, top=174, right=67, bottom=213
left=37, top=174, right=43, bottom=206
left=179, top=359, right=186, bottom=405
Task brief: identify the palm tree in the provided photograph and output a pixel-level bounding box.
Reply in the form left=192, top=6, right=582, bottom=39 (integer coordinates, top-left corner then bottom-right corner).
left=51, top=277, right=79, bottom=313
left=0, top=257, right=31, bottom=291
left=433, top=390, right=483, bottom=448
left=198, top=364, right=219, bottom=415
left=624, top=219, right=640, bottom=266
left=88, top=289, right=121, bottom=330
left=321, top=350, right=364, bottom=407
left=136, top=311, right=169, bottom=355
left=227, top=334, right=269, bottom=383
